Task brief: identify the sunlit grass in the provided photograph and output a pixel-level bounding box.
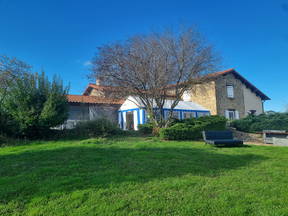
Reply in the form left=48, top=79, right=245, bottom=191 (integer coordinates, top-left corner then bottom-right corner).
left=0, top=137, right=288, bottom=215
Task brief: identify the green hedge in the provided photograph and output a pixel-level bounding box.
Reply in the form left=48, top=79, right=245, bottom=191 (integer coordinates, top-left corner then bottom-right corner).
left=0, top=135, right=6, bottom=145
left=138, top=123, right=153, bottom=135
left=73, top=118, right=122, bottom=137
left=231, top=112, right=288, bottom=133
left=0, top=110, right=17, bottom=137
left=160, top=115, right=227, bottom=140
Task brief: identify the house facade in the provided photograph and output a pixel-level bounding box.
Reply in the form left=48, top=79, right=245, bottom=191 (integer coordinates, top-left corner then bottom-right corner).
left=118, top=96, right=210, bottom=130
left=181, top=69, right=270, bottom=120
left=63, top=69, right=270, bottom=129
left=63, top=94, right=123, bottom=129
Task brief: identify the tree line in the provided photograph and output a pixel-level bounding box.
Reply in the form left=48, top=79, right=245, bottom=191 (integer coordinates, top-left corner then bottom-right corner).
left=0, top=56, right=69, bottom=138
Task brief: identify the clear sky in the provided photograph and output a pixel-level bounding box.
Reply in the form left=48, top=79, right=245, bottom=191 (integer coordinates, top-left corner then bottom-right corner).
left=0, top=0, right=287, bottom=111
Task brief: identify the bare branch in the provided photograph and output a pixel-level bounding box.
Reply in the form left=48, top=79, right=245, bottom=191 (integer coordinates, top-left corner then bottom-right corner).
left=89, top=26, right=220, bottom=128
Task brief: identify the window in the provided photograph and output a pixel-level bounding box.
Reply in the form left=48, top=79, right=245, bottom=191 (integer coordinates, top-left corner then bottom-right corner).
left=225, top=109, right=239, bottom=120
left=197, top=112, right=209, bottom=117
left=249, top=110, right=256, bottom=116
left=227, top=85, right=234, bottom=98
left=183, top=112, right=196, bottom=119
left=172, top=111, right=179, bottom=119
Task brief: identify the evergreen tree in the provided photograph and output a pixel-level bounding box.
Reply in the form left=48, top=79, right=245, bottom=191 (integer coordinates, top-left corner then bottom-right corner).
left=3, top=72, right=69, bottom=138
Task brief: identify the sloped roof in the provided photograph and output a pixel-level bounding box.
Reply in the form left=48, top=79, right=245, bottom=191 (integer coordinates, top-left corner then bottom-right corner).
left=166, top=68, right=270, bottom=100
left=83, top=84, right=123, bottom=95
left=67, top=95, right=124, bottom=105
left=119, top=96, right=209, bottom=111
left=207, top=69, right=270, bottom=100
left=84, top=69, right=270, bottom=101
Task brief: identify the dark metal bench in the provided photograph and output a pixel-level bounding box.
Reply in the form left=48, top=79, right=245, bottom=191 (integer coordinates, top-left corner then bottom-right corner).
left=202, top=130, right=243, bottom=147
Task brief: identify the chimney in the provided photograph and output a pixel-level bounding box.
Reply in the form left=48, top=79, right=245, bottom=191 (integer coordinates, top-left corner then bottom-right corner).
left=96, top=77, right=102, bottom=86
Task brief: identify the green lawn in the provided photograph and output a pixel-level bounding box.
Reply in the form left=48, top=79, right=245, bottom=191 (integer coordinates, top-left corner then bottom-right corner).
left=0, top=136, right=288, bottom=216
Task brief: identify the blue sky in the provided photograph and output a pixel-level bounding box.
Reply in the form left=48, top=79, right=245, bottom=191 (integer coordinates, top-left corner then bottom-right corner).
left=0, top=0, right=287, bottom=111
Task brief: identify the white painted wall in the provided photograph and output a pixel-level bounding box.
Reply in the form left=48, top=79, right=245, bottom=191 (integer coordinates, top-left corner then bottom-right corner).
left=118, top=112, right=122, bottom=128
left=243, top=85, right=263, bottom=116
left=133, top=110, right=138, bottom=130
left=122, top=112, right=127, bottom=130
left=182, top=90, right=191, bottom=101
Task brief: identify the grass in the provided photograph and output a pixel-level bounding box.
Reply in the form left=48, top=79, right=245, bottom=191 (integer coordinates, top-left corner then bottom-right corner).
left=0, top=136, right=288, bottom=216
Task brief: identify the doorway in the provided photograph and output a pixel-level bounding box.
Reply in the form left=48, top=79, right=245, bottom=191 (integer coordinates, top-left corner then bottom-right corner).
left=126, top=111, right=134, bottom=130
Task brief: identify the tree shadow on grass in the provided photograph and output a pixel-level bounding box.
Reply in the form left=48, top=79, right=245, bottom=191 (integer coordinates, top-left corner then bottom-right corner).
left=0, top=145, right=266, bottom=204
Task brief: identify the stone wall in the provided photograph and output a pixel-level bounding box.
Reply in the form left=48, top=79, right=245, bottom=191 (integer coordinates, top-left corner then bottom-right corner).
left=185, top=81, right=218, bottom=115
left=90, top=88, right=116, bottom=98
left=231, top=128, right=263, bottom=143
left=90, top=89, right=105, bottom=97
left=215, top=73, right=246, bottom=118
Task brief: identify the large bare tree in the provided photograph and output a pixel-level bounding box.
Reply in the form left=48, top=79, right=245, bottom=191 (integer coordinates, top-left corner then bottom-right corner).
left=90, top=27, right=220, bottom=128
left=0, top=55, right=31, bottom=105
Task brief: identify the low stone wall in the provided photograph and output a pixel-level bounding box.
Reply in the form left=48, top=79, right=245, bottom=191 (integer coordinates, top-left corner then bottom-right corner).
left=230, top=128, right=263, bottom=143
left=273, top=138, right=288, bottom=146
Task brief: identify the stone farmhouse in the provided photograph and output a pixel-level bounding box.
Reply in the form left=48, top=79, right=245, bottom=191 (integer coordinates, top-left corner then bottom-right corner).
left=64, top=69, right=270, bottom=130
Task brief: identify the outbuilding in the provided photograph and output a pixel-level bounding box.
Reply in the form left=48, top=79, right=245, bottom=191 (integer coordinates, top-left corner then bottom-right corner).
left=118, top=96, right=210, bottom=130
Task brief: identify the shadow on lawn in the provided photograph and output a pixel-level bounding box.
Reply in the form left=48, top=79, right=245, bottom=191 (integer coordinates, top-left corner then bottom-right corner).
left=0, top=145, right=266, bottom=203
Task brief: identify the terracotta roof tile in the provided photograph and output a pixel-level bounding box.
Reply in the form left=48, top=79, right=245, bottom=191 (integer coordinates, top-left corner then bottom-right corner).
left=204, top=68, right=235, bottom=78
left=83, top=68, right=270, bottom=101
left=67, top=95, right=124, bottom=105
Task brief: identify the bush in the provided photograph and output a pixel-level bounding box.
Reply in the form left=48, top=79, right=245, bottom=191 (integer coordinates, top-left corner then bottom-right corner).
left=0, top=109, right=18, bottom=137
left=1, top=72, right=69, bottom=138
left=138, top=123, right=153, bottom=135
left=0, top=134, right=7, bottom=145
left=74, top=118, right=122, bottom=137
left=160, top=125, right=203, bottom=140
left=0, top=134, right=22, bottom=147
left=231, top=112, right=288, bottom=133
left=160, top=115, right=227, bottom=140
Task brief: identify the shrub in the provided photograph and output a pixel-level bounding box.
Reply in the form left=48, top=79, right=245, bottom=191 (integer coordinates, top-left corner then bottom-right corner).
left=0, top=109, right=18, bottom=137
left=231, top=112, right=288, bottom=133
left=138, top=123, right=153, bottom=135
left=0, top=134, right=7, bottom=145
left=230, top=115, right=254, bottom=132
left=160, top=125, right=203, bottom=140
left=74, top=118, right=122, bottom=137
left=0, top=110, right=9, bottom=135
left=0, top=134, right=21, bottom=147
left=160, top=115, right=227, bottom=140
left=2, top=72, right=69, bottom=138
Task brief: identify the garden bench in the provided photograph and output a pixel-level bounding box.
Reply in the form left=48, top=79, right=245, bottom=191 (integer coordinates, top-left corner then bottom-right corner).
left=202, top=130, right=243, bottom=147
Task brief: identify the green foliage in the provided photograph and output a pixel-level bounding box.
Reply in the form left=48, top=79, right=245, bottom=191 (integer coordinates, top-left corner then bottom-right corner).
left=138, top=123, right=153, bottom=135
left=0, top=134, right=7, bottom=145
left=74, top=118, right=122, bottom=137
left=0, top=55, right=32, bottom=105
left=0, top=107, right=18, bottom=136
left=0, top=134, right=23, bottom=147
left=231, top=112, right=288, bottom=133
left=2, top=72, right=69, bottom=138
left=160, top=115, right=227, bottom=140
